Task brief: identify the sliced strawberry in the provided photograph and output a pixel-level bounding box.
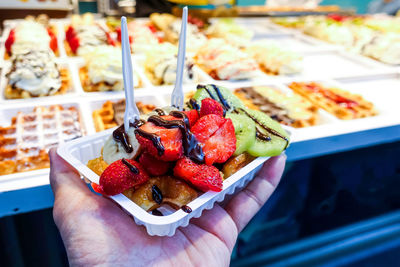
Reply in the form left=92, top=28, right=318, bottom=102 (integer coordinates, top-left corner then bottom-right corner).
left=91, top=182, right=105, bottom=195
left=191, top=114, right=225, bottom=143
left=5, top=29, right=15, bottom=54
left=49, top=35, right=58, bottom=52
left=66, top=26, right=75, bottom=41
left=69, top=36, right=80, bottom=54
left=116, top=27, right=122, bottom=42
left=202, top=118, right=236, bottom=165
left=135, top=121, right=183, bottom=162
left=99, top=159, right=149, bottom=195
left=139, top=152, right=171, bottom=176
left=200, top=98, right=224, bottom=117
left=173, top=157, right=200, bottom=181
left=191, top=164, right=223, bottom=192
left=106, top=32, right=116, bottom=46
left=148, top=24, right=157, bottom=33
left=184, top=110, right=199, bottom=127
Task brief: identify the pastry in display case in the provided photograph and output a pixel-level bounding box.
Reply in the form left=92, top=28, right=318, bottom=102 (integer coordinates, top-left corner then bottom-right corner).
left=92, top=100, right=156, bottom=132
left=144, top=42, right=197, bottom=86
left=288, top=82, right=377, bottom=120
left=205, top=18, right=253, bottom=47
left=234, top=86, right=319, bottom=128
left=4, top=49, right=70, bottom=99
left=79, top=45, right=140, bottom=92
left=0, top=105, right=84, bottom=175
left=65, top=13, right=116, bottom=56
left=4, top=14, right=58, bottom=59
left=195, top=38, right=260, bottom=80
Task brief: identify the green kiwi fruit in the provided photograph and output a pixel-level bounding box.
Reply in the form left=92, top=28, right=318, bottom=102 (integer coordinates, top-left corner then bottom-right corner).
left=241, top=108, right=290, bottom=157
left=191, top=84, right=245, bottom=111
left=226, top=113, right=256, bottom=156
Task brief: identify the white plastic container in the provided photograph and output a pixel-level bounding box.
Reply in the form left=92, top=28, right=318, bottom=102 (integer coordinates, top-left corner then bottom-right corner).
left=57, top=128, right=270, bottom=236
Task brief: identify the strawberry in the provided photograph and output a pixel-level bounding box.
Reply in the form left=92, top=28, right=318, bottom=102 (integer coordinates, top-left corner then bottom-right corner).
left=99, top=159, right=149, bottom=195
left=135, top=120, right=183, bottom=162
left=116, top=27, right=122, bottom=42
left=200, top=98, right=224, bottom=117
left=191, top=114, right=225, bottom=143
left=202, top=118, right=236, bottom=165
left=49, top=34, right=58, bottom=52
left=91, top=182, right=105, bottom=195
left=69, top=36, right=80, bottom=54
left=174, top=157, right=223, bottom=192
left=65, top=26, right=75, bottom=41
left=190, top=164, right=223, bottom=192
left=173, top=157, right=200, bottom=181
left=184, top=110, right=199, bottom=127
left=139, top=152, right=171, bottom=176
left=5, top=29, right=15, bottom=54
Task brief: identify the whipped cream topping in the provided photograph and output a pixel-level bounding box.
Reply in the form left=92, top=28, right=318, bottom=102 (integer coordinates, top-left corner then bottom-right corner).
left=7, top=49, right=61, bottom=96
left=85, top=46, right=139, bottom=89
left=12, top=21, right=51, bottom=55
left=361, top=33, right=400, bottom=65
left=169, top=20, right=207, bottom=53
left=153, top=55, right=195, bottom=85
left=127, top=21, right=159, bottom=53
left=75, top=25, right=109, bottom=56
left=196, top=38, right=259, bottom=80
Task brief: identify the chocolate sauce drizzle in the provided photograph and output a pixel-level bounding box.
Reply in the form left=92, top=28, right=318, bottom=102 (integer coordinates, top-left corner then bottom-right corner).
left=189, top=99, right=200, bottom=111
left=154, top=108, right=166, bottom=116
left=211, top=84, right=231, bottom=110
left=121, top=158, right=139, bottom=174
left=152, top=209, right=163, bottom=216
left=142, top=113, right=204, bottom=162
left=113, top=120, right=145, bottom=153
left=151, top=185, right=163, bottom=205
left=181, top=205, right=192, bottom=213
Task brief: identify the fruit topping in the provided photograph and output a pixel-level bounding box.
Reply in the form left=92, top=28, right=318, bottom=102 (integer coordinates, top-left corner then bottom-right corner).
left=99, top=159, right=149, bottom=195
left=191, top=114, right=225, bottom=143
left=139, top=152, right=171, bottom=176
left=200, top=98, right=225, bottom=117
left=5, top=29, right=15, bottom=53
left=183, top=109, right=199, bottom=127
left=174, top=157, right=223, bottom=192
left=69, top=36, right=80, bottom=54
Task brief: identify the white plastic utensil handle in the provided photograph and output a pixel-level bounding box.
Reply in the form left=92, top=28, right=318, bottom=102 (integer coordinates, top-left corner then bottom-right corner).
left=171, top=6, right=188, bottom=110
left=121, top=16, right=140, bottom=132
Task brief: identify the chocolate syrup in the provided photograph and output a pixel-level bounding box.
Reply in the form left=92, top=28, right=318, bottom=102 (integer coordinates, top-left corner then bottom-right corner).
left=181, top=205, right=192, bottom=213
left=256, top=130, right=271, bottom=141
left=121, top=158, right=139, bottom=174
left=152, top=209, right=163, bottom=216
left=189, top=99, right=200, bottom=111
left=154, top=108, right=165, bottom=116
left=152, top=185, right=163, bottom=205
left=211, top=84, right=231, bottom=110
left=145, top=114, right=205, bottom=162
left=113, top=125, right=133, bottom=153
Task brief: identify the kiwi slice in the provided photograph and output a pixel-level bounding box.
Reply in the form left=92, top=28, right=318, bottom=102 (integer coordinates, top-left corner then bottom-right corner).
left=226, top=113, right=256, bottom=156
left=192, top=84, right=245, bottom=112
left=240, top=109, right=290, bottom=157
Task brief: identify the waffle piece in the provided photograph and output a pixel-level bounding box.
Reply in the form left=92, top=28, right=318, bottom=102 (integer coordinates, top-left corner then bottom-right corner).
left=235, top=86, right=319, bottom=128
left=92, top=100, right=156, bottom=132
left=288, top=82, right=377, bottom=120
left=0, top=105, right=84, bottom=175
left=5, top=68, right=70, bottom=99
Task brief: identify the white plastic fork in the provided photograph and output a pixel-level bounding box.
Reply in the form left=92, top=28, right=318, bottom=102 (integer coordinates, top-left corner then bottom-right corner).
left=121, top=16, right=140, bottom=133
left=171, top=6, right=188, bottom=110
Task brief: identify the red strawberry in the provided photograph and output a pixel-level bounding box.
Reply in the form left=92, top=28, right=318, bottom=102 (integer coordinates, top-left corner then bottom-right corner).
left=184, top=110, right=199, bottom=127
left=49, top=34, right=58, bottom=52
left=191, top=114, right=225, bottom=143
left=99, top=159, right=149, bottom=195
left=91, top=182, right=105, bottom=195
left=106, top=32, right=116, bottom=46
left=191, top=164, right=223, bottom=192
left=5, top=29, right=15, bottom=54
left=116, top=27, right=122, bottom=42
left=139, top=152, right=171, bottom=176
left=173, top=157, right=200, bottom=181
left=202, top=118, right=236, bottom=165
left=136, top=121, right=183, bottom=162
left=65, top=26, right=75, bottom=41
left=200, top=98, right=224, bottom=117
left=69, top=36, right=80, bottom=54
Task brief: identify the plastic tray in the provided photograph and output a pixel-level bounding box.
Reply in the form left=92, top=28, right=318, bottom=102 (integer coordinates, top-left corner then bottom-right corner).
left=57, top=128, right=270, bottom=236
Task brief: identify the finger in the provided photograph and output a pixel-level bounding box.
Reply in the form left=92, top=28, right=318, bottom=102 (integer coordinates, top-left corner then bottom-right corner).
left=49, top=147, right=91, bottom=199
left=224, top=154, right=286, bottom=232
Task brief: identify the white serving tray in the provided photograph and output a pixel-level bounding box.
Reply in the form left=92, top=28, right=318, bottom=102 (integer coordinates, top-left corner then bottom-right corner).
left=57, top=127, right=270, bottom=236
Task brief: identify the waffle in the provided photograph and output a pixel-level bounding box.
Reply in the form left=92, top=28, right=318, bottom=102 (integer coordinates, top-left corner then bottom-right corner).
left=289, top=82, right=377, bottom=120
left=79, top=67, right=141, bottom=92
left=0, top=105, right=84, bottom=175
left=92, top=100, right=156, bottom=132
left=235, top=86, right=319, bottom=128
left=5, top=69, right=70, bottom=99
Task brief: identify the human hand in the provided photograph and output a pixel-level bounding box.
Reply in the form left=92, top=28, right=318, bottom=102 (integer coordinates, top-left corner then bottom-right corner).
left=49, top=148, right=286, bottom=266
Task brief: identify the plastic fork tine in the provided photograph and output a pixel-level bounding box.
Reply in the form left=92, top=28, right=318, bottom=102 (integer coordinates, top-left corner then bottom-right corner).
left=121, top=16, right=140, bottom=133
left=171, top=6, right=188, bottom=110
